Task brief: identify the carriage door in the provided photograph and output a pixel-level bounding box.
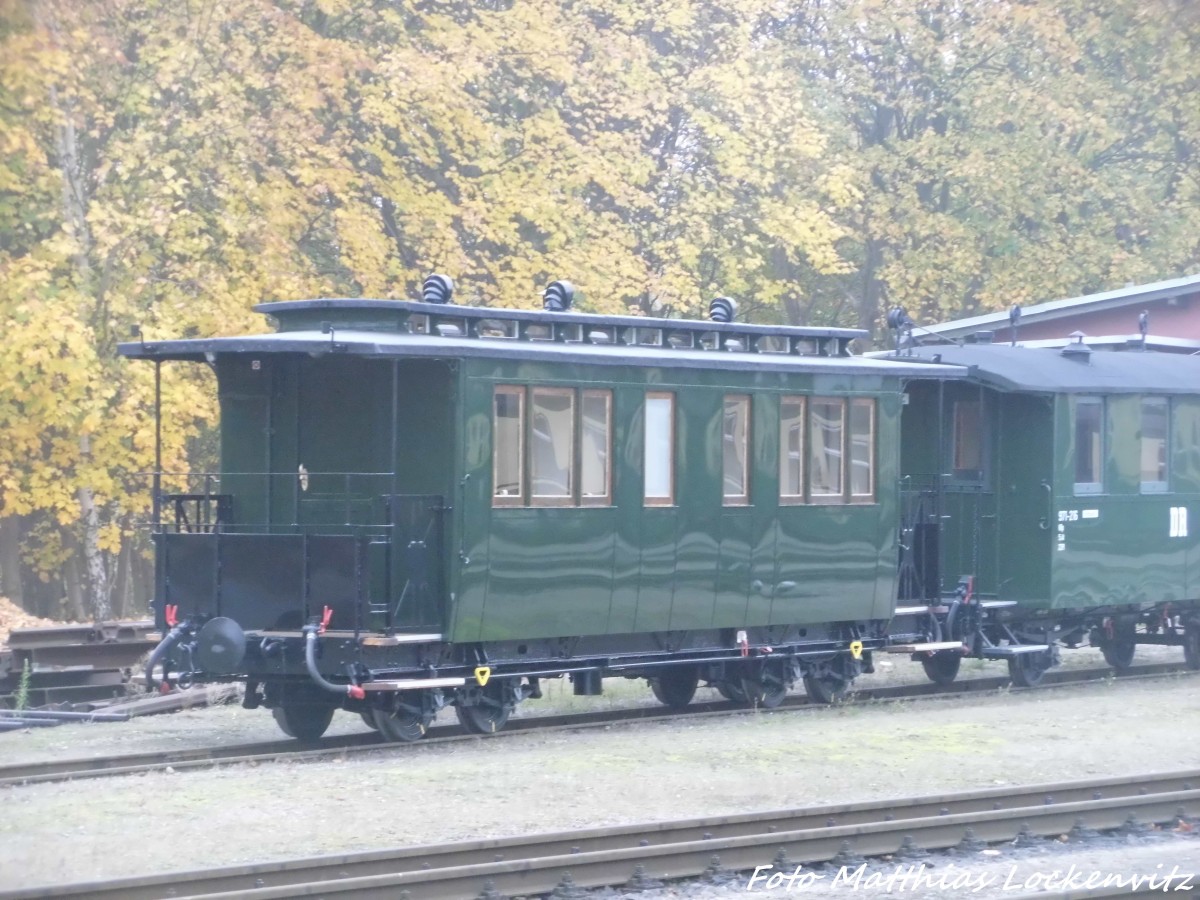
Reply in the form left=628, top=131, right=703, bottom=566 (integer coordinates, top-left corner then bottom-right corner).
left=382, top=495, right=445, bottom=630
left=940, top=385, right=998, bottom=597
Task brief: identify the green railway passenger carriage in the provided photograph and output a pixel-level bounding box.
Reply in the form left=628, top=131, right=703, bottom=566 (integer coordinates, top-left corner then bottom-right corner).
left=890, top=333, right=1200, bottom=686
left=120, top=279, right=961, bottom=740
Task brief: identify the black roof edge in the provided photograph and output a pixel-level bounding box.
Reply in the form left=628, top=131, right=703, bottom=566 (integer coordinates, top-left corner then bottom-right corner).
left=116, top=333, right=969, bottom=378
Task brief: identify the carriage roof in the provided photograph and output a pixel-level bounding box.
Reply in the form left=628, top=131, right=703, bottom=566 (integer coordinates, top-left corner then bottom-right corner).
left=119, top=298, right=965, bottom=379
left=897, top=341, right=1200, bottom=394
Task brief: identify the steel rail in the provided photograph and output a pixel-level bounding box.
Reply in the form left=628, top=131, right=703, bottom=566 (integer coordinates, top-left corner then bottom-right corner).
left=4, top=770, right=1196, bottom=900
left=0, top=661, right=1190, bottom=788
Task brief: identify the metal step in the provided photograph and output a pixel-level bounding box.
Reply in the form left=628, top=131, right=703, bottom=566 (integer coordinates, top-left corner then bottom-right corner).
left=360, top=676, right=467, bottom=691
left=882, top=641, right=965, bottom=653
left=980, top=644, right=1050, bottom=659
left=893, top=605, right=946, bottom=616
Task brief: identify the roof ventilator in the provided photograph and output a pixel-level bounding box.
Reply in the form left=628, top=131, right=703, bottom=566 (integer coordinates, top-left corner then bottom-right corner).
left=707, top=297, right=744, bottom=350
left=1061, top=331, right=1092, bottom=361
left=543, top=280, right=575, bottom=312
left=422, top=273, right=454, bottom=305
left=886, top=306, right=915, bottom=355
left=709, top=296, right=737, bottom=323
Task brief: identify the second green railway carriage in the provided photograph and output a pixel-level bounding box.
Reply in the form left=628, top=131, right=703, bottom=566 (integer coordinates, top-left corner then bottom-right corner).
left=892, top=335, right=1200, bottom=685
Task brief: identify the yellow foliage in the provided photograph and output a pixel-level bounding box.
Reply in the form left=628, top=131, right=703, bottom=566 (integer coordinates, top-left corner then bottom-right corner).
left=1, top=0, right=1198, bottom=604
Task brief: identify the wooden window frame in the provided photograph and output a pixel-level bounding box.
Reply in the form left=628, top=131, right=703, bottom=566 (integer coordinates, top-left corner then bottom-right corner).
left=951, top=399, right=985, bottom=481
left=493, top=385, right=614, bottom=509
left=492, top=385, right=525, bottom=506
left=809, top=397, right=846, bottom=505
left=723, top=394, right=751, bottom=506
left=849, top=398, right=876, bottom=503
left=1139, top=396, right=1169, bottom=494
left=580, top=389, right=613, bottom=506
left=1073, top=396, right=1105, bottom=495
left=529, top=387, right=576, bottom=507
left=779, top=396, right=807, bottom=505
left=644, top=392, right=676, bottom=507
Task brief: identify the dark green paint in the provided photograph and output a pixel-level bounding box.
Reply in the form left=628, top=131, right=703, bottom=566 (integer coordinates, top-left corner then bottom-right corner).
left=212, top=332, right=907, bottom=644
left=903, top=375, right=1199, bottom=612
left=452, top=358, right=902, bottom=643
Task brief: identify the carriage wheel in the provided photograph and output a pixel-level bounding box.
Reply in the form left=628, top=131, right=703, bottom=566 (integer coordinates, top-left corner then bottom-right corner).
left=455, top=682, right=512, bottom=734
left=1099, top=618, right=1137, bottom=673
left=1100, top=638, right=1136, bottom=673
left=272, top=703, right=335, bottom=741
left=740, top=659, right=789, bottom=709
left=649, top=665, right=699, bottom=709
left=373, top=692, right=429, bottom=742
left=740, top=676, right=789, bottom=708
left=921, top=651, right=962, bottom=686
left=1008, top=649, right=1054, bottom=688
left=1183, top=620, right=1200, bottom=671
left=803, top=673, right=849, bottom=705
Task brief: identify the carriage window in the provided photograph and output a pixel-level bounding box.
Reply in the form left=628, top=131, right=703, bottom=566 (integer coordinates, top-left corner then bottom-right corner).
left=723, top=395, right=750, bottom=505
left=810, top=398, right=844, bottom=500
left=530, top=388, right=575, bottom=504
left=953, top=400, right=983, bottom=480
left=493, top=386, right=610, bottom=507
left=1140, top=397, right=1168, bottom=493
left=1074, top=397, right=1104, bottom=494
left=581, top=390, right=612, bottom=505
left=493, top=387, right=524, bottom=505
left=779, top=397, right=805, bottom=502
left=850, top=399, right=875, bottom=500
left=644, top=393, right=675, bottom=506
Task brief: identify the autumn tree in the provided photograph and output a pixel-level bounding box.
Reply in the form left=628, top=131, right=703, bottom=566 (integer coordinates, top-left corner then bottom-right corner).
left=0, top=0, right=378, bottom=617
left=2, top=0, right=1197, bottom=615
left=273, top=0, right=854, bottom=318
left=775, top=0, right=1200, bottom=335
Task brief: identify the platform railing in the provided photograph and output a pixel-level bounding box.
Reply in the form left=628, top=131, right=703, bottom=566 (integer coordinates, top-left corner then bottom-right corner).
left=146, top=473, right=444, bottom=633
left=149, top=471, right=398, bottom=534
left=898, top=474, right=943, bottom=602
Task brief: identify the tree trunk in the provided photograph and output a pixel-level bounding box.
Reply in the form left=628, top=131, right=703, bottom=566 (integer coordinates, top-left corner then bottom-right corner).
left=134, top=546, right=155, bottom=619
left=41, top=2, right=112, bottom=622
left=0, top=516, right=24, bottom=608
left=77, top=477, right=111, bottom=621
left=111, top=536, right=128, bottom=618
left=859, top=234, right=886, bottom=342
left=63, top=555, right=85, bottom=621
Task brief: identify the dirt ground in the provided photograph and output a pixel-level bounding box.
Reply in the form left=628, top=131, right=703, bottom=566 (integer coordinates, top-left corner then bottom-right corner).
left=1, top=649, right=1198, bottom=893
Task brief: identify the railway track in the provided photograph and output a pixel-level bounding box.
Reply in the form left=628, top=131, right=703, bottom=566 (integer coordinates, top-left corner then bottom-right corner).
left=0, top=661, right=1190, bottom=788
left=3, top=769, right=1196, bottom=899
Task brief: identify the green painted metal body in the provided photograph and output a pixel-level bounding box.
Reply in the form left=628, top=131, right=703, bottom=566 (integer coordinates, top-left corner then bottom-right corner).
left=1049, top=393, right=1200, bottom=610
left=212, top=349, right=906, bottom=642
left=454, top=360, right=903, bottom=642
